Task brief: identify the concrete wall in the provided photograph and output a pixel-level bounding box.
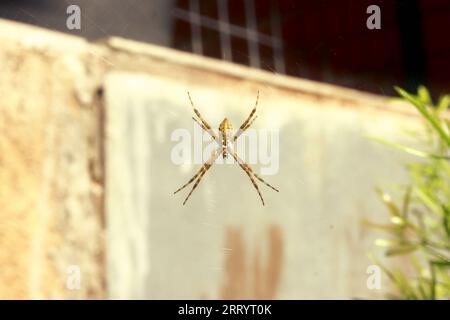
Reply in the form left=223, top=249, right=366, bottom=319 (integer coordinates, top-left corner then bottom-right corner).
left=0, top=20, right=106, bottom=299
left=0, top=19, right=423, bottom=299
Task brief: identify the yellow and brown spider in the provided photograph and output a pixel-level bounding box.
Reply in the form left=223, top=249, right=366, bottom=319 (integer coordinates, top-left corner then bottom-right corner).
left=174, top=91, right=279, bottom=206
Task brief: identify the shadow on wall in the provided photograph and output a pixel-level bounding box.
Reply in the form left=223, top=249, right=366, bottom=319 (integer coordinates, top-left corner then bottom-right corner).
left=203, top=225, right=283, bottom=299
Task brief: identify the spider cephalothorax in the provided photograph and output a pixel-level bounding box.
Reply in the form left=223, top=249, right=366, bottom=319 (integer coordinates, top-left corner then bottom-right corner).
left=174, top=91, right=279, bottom=205
left=218, top=118, right=233, bottom=159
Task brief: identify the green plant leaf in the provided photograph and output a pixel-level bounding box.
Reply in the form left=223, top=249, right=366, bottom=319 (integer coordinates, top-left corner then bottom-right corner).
left=392, top=270, right=419, bottom=299
left=442, top=206, right=450, bottom=238
left=401, top=187, right=412, bottom=219
left=437, top=95, right=450, bottom=113
left=375, top=187, right=400, bottom=216
left=414, top=187, right=444, bottom=217
left=368, top=136, right=450, bottom=160
left=431, top=260, right=450, bottom=267
left=375, top=238, right=401, bottom=247
left=395, top=87, right=450, bottom=147
left=369, top=86, right=450, bottom=300
left=363, top=220, right=402, bottom=233
left=417, top=280, right=431, bottom=299
left=418, top=85, right=433, bottom=105
left=386, top=244, right=420, bottom=256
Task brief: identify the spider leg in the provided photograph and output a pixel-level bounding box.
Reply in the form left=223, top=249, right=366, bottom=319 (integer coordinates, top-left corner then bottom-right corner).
left=229, top=147, right=279, bottom=192
left=182, top=165, right=210, bottom=205
left=192, top=116, right=207, bottom=131
left=174, top=149, right=222, bottom=205
left=233, top=91, right=259, bottom=141
left=192, top=117, right=221, bottom=144
left=244, top=115, right=258, bottom=131
left=233, top=115, right=258, bottom=142
left=187, top=92, right=220, bottom=143
left=174, top=166, right=205, bottom=195
left=229, top=149, right=265, bottom=206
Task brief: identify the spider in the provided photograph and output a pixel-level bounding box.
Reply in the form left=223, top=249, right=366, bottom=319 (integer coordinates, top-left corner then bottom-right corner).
left=174, top=91, right=279, bottom=206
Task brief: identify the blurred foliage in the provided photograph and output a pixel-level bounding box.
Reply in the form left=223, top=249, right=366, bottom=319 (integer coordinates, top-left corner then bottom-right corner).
left=369, top=86, right=450, bottom=299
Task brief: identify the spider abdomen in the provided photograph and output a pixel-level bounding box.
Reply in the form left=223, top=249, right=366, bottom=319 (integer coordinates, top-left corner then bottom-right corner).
left=219, top=117, right=233, bottom=160
left=222, top=142, right=229, bottom=159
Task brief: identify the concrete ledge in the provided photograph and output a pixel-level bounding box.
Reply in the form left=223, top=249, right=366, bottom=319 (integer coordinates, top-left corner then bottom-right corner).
left=104, top=36, right=415, bottom=116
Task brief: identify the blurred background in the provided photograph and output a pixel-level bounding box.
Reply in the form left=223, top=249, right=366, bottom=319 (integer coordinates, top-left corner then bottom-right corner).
left=1, top=0, right=449, bottom=96
left=0, top=1, right=449, bottom=300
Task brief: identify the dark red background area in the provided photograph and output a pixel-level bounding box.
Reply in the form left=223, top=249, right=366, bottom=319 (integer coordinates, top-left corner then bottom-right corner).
left=279, top=1, right=403, bottom=94
left=174, top=0, right=450, bottom=97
